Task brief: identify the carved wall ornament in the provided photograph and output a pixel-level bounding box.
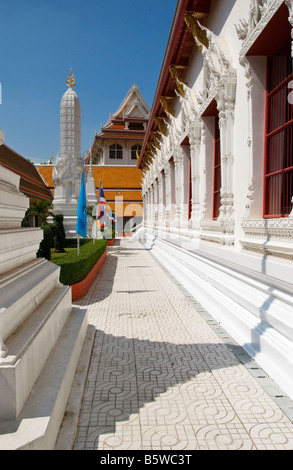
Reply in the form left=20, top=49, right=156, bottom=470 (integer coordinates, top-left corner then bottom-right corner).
left=185, top=16, right=237, bottom=109
left=241, top=217, right=293, bottom=240
left=175, top=82, right=200, bottom=127
left=236, top=0, right=287, bottom=58
left=235, top=0, right=284, bottom=42
left=53, top=153, right=84, bottom=183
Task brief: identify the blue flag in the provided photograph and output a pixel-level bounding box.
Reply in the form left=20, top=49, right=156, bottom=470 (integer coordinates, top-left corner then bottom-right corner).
left=76, top=172, right=87, bottom=238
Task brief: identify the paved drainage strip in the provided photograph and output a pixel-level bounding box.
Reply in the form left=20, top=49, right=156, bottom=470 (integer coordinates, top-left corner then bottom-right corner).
left=147, top=249, right=293, bottom=424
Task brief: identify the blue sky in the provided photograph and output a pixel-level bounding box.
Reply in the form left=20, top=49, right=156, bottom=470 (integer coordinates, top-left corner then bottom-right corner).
left=0, top=0, right=178, bottom=163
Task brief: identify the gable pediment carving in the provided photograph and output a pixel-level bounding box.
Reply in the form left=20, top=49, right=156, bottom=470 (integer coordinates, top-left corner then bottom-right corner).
left=236, top=0, right=291, bottom=58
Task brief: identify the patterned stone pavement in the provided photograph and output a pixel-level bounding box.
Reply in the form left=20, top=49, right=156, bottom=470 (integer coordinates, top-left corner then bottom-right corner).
left=72, top=238, right=293, bottom=450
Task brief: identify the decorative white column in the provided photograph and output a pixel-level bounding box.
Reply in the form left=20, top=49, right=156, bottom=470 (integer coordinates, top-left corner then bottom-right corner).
left=146, top=188, right=151, bottom=226
left=142, top=188, right=146, bottom=225
left=174, top=148, right=184, bottom=231
left=239, top=56, right=254, bottom=218
left=216, top=77, right=236, bottom=235
left=152, top=179, right=156, bottom=230
left=151, top=187, right=155, bottom=224
left=157, top=172, right=164, bottom=229
left=189, top=123, right=202, bottom=231
left=164, top=162, right=172, bottom=231
left=142, top=180, right=147, bottom=227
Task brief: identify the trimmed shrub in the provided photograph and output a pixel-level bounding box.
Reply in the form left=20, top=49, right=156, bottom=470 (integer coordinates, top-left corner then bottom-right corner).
left=37, top=224, right=54, bottom=260
left=51, top=239, right=107, bottom=285
left=64, top=238, right=91, bottom=248
left=53, top=213, right=66, bottom=252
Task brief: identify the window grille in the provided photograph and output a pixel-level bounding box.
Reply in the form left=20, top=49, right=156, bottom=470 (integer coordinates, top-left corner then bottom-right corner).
left=264, top=35, right=293, bottom=217
left=188, top=158, right=192, bottom=221
left=109, top=144, right=123, bottom=159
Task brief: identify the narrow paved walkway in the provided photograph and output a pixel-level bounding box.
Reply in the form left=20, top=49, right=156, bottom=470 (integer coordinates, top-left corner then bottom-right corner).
left=72, top=239, right=293, bottom=450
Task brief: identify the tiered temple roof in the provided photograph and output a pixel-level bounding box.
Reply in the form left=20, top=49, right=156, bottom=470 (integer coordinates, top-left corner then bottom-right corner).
left=0, top=144, right=53, bottom=202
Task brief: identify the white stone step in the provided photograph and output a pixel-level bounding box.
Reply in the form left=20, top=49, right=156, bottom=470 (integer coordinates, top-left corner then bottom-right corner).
left=0, top=227, right=43, bottom=274
left=54, top=324, right=96, bottom=449
left=0, top=257, right=44, bottom=289
left=0, top=284, right=72, bottom=420
left=0, top=259, right=62, bottom=346
left=0, top=306, right=88, bottom=450
left=0, top=165, right=29, bottom=229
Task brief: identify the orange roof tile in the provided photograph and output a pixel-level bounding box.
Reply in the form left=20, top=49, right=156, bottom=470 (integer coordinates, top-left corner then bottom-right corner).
left=36, top=165, right=54, bottom=188
left=107, top=124, right=126, bottom=130
left=104, top=190, right=142, bottom=202
left=100, top=133, right=144, bottom=140
left=36, top=165, right=143, bottom=191
left=112, top=202, right=143, bottom=217
left=91, top=166, right=142, bottom=189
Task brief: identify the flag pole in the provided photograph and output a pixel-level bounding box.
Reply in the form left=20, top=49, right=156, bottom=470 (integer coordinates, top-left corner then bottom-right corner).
left=98, top=178, right=101, bottom=201
left=97, top=178, right=101, bottom=238
left=76, top=171, right=87, bottom=253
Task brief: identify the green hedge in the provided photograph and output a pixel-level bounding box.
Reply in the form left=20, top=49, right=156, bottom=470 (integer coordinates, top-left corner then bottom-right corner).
left=51, top=239, right=107, bottom=285
left=64, top=238, right=91, bottom=248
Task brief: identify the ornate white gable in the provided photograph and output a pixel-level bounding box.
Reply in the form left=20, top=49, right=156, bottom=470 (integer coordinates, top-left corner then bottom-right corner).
left=108, top=83, right=150, bottom=122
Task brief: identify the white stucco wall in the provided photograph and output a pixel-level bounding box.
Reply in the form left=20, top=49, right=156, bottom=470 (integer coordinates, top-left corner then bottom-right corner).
left=139, top=0, right=293, bottom=400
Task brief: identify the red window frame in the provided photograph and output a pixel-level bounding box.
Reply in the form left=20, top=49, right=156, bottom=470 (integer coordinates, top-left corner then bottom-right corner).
left=213, top=114, right=221, bottom=219
left=188, top=158, right=192, bottom=221
left=264, top=34, right=293, bottom=218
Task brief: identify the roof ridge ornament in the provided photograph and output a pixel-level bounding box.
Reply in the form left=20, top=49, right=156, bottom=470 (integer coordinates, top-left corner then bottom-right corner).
left=65, top=68, right=76, bottom=88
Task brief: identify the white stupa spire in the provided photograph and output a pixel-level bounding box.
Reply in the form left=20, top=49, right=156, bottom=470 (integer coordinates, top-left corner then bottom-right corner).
left=60, top=68, right=81, bottom=161
left=52, top=69, right=86, bottom=237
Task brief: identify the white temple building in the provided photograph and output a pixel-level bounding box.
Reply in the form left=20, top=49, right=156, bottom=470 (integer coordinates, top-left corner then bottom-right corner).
left=136, top=0, right=293, bottom=400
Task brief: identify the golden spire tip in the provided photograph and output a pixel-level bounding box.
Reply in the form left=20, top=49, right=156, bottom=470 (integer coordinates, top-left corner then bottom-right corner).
left=65, top=68, right=76, bottom=88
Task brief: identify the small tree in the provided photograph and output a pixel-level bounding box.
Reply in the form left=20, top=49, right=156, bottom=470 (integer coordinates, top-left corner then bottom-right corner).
left=22, top=199, right=53, bottom=227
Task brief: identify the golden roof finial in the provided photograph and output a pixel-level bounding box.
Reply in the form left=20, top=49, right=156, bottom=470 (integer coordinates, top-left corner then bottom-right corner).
left=65, top=68, right=76, bottom=88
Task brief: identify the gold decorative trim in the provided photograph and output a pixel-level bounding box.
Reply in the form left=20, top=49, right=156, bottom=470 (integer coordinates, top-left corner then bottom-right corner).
left=150, top=132, right=161, bottom=150
left=155, top=117, right=167, bottom=137
left=184, top=12, right=209, bottom=52
left=169, top=65, right=188, bottom=97
left=147, top=143, right=156, bottom=156
left=160, top=97, right=175, bottom=117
